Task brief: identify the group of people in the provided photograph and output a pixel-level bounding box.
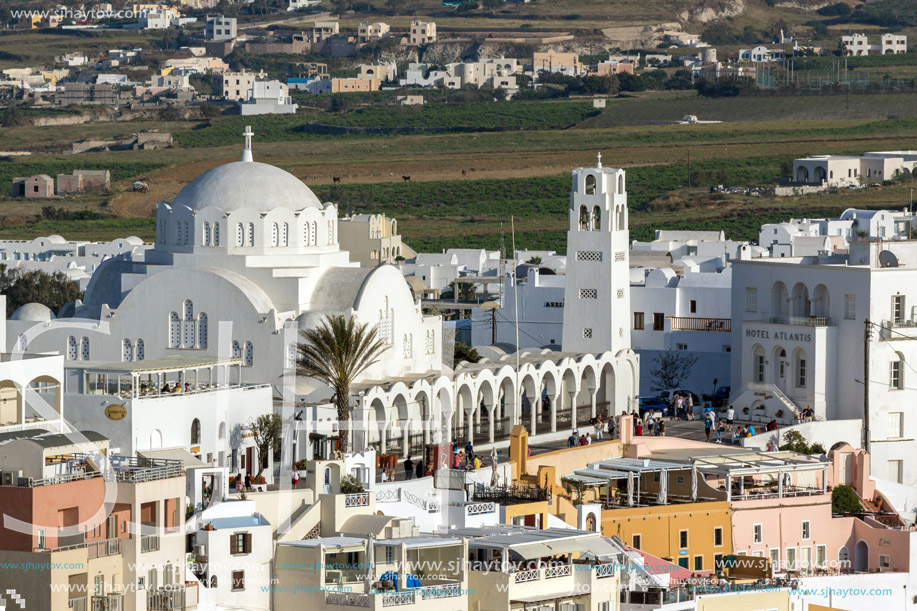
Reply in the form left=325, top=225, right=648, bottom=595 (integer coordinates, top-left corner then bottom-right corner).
left=232, top=472, right=254, bottom=494
left=671, top=392, right=696, bottom=420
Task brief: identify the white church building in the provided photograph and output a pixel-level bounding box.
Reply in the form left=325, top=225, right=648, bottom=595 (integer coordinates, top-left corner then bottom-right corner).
left=5, top=132, right=638, bottom=458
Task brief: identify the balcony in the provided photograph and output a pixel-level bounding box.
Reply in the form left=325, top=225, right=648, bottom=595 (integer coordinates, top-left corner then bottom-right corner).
left=668, top=317, right=731, bottom=332
left=140, top=534, right=160, bottom=553
left=91, top=594, right=123, bottom=611
left=769, top=315, right=831, bottom=327
left=109, top=455, right=184, bottom=483
left=324, top=582, right=463, bottom=608
left=88, top=538, right=121, bottom=559
left=147, top=585, right=187, bottom=611
left=879, top=320, right=917, bottom=340
left=344, top=492, right=370, bottom=508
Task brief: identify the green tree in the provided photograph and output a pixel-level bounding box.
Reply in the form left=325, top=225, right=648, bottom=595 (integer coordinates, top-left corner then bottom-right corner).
left=525, top=256, right=542, bottom=265
left=649, top=350, right=698, bottom=390
left=297, top=315, right=387, bottom=451
left=832, top=484, right=862, bottom=514
left=244, top=414, right=282, bottom=477
left=0, top=265, right=83, bottom=317
left=454, top=341, right=480, bottom=364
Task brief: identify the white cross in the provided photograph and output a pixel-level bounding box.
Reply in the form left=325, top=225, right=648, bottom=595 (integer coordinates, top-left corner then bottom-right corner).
left=243, top=125, right=254, bottom=151
left=597, top=152, right=602, bottom=168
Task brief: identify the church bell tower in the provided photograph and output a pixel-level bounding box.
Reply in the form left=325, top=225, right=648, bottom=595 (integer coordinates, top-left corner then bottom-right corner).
left=562, top=154, right=631, bottom=354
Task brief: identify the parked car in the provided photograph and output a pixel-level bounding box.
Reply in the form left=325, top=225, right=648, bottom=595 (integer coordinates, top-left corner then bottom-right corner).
left=703, top=386, right=731, bottom=408
left=638, top=396, right=669, bottom=417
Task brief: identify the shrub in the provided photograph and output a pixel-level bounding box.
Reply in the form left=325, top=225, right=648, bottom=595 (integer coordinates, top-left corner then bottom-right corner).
left=832, top=484, right=862, bottom=514
left=817, top=2, right=852, bottom=16
left=340, top=474, right=365, bottom=493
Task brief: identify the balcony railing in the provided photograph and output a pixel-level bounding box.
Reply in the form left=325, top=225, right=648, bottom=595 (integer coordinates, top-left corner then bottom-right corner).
left=514, top=568, right=539, bottom=583
left=668, top=316, right=731, bottom=332
left=544, top=564, right=572, bottom=579
left=464, top=501, right=496, bottom=516
left=769, top=315, right=831, bottom=327
left=140, top=534, right=160, bottom=553
left=595, top=563, right=615, bottom=579
left=344, top=492, right=370, bottom=508
left=381, top=591, right=415, bottom=607
left=91, top=594, right=123, bottom=611
left=419, top=583, right=462, bottom=600
left=325, top=591, right=369, bottom=607
left=146, top=585, right=186, bottom=611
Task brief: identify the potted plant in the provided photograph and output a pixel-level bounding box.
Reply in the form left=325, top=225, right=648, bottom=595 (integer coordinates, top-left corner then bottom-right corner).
left=251, top=474, right=267, bottom=491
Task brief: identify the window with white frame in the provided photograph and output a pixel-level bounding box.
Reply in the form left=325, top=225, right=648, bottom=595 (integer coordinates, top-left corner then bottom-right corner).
left=67, top=336, right=77, bottom=361
left=136, top=339, right=145, bottom=361
left=745, top=287, right=757, bottom=313
left=795, top=353, right=807, bottom=388
left=890, top=356, right=903, bottom=390
left=889, top=459, right=903, bottom=484
left=879, top=554, right=890, bottom=569
left=785, top=548, right=796, bottom=571
left=122, top=339, right=133, bottom=362
left=844, top=294, right=856, bottom=319
left=232, top=340, right=242, bottom=359
left=753, top=523, right=762, bottom=544
left=801, top=521, right=810, bottom=539
left=816, top=545, right=826, bottom=568
left=80, top=337, right=90, bottom=360
left=769, top=548, right=780, bottom=571
left=893, top=294, right=906, bottom=324
left=889, top=412, right=903, bottom=438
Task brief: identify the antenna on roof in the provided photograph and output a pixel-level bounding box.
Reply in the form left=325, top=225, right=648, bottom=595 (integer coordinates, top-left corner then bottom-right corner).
left=242, top=125, right=254, bottom=162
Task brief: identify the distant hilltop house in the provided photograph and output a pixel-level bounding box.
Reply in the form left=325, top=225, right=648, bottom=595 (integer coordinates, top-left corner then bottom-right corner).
left=358, top=21, right=390, bottom=43
left=205, top=15, right=236, bottom=42
left=12, top=170, right=110, bottom=198
left=738, top=46, right=787, bottom=63
left=407, top=19, right=436, bottom=45
left=533, top=50, right=584, bottom=76
left=792, top=152, right=917, bottom=188
left=839, top=33, right=907, bottom=56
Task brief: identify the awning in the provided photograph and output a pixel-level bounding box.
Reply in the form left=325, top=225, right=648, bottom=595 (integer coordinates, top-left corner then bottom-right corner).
left=580, top=537, right=621, bottom=559
left=512, top=590, right=584, bottom=604
left=139, top=448, right=207, bottom=469
left=544, top=538, right=592, bottom=554
left=507, top=542, right=556, bottom=560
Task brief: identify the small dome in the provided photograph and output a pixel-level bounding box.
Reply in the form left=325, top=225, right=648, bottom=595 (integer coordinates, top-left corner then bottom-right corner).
left=11, top=303, right=55, bottom=322
left=172, top=161, right=322, bottom=213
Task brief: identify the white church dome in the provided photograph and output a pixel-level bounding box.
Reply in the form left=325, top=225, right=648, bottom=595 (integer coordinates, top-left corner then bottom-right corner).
left=172, top=161, right=322, bottom=213
left=11, top=302, right=55, bottom=322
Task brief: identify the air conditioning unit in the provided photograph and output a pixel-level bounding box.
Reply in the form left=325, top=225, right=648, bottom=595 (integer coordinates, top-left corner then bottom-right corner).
left=1, top=470, right=22, bottom=486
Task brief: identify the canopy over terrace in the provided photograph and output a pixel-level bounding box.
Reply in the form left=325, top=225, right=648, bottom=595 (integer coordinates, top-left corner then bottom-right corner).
left=563, top=457, right=707, bottom=508
left=690, top=451, right=828, bottom=501
left=449, top=525, right=623, bottom=565
left=80, top=355, right=244, bottom=400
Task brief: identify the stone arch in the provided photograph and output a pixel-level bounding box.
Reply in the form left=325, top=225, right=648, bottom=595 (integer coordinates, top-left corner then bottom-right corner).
left=791, top=282, right=810, bottom=318
left=585, top=174, right=596, bottom=195
left=0, top=379, right=23, bottom=426
left=496, top=375, right=516, bottom=442
left=796, top=166, right=809, bottom=183
left=456, top=382, right=475, bottom=443
left=392, top=393, right=411, bottom=457
left=814, top=166, right=827, bottom=183
left=813, top=284, right=830, bottom=319
left=617, top=173, right=624, bottom=194
left=854, top=540, right=868, bottom=572
left=539, top=368, right=560, bottom=432
left=560, top=364, right=579, bottom=432
left=579, top=206, right=590, bottom=231
left=435, top=385, right=453, bottom=447
left=520, top=373, right=539, bottom=435
left=25, top=374, right=61, bottom=421
left=596, top=361, right=616, bottom=417
left=772, top=281, right=788, bottom=317
left=370, top=397, right=389, bottom=454
left=591, top=206, right=601, bottom=231
left=476, top=379, right=496, bottom=444
left=577, top=363, right=598, bottom=428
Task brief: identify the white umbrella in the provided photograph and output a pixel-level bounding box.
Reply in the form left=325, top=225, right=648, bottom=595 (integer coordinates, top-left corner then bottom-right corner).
left=626, top=472, right=634, bottom=507
left=691, top=465, right=698, bottom=502
left=657, top=471, right=667, bottom=505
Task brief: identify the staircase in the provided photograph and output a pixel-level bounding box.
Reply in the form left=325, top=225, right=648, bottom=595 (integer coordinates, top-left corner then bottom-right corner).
left=276, top=499, right=323, bottom=543
left=729, top=383, right=801, bottom=425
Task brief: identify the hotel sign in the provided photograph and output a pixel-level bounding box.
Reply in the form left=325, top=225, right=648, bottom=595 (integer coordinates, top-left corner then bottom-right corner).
left=745, top=327, right=812, bottom=344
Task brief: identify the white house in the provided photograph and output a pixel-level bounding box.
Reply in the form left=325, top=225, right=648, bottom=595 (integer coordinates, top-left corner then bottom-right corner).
left=730, top=239, right=917, bottom=486
left=238, top=80, right=298, bottom=115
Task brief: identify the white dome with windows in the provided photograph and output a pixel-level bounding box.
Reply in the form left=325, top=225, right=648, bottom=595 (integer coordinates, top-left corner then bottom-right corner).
left=171, top=161, right=322, bottom=213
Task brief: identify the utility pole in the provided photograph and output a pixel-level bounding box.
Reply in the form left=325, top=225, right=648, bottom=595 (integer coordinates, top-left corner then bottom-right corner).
left=864, top=319, right=871, bottom=454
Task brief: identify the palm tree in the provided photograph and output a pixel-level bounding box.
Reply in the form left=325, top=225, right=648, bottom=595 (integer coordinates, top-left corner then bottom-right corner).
left=297, top=315, right=387, bottom=452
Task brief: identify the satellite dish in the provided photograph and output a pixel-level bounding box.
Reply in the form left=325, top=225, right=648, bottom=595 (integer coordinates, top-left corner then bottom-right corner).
left=878, top=250, right=899, bottom=268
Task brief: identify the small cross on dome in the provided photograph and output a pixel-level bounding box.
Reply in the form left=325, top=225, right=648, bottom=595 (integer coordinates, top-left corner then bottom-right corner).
left=596, top=152, right=602, bottom=168
left=242, top=125, right=254, bottom=162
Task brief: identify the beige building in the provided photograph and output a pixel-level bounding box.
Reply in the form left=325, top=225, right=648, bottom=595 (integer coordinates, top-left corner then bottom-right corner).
left=533, top=50, right=584, bottom=75
left=338, top=213, right=414, bottom=267
left=408, top=19, right=437, bottom=45
left=358, top=63, right=396, bottom=82
left=222, top=69, right=267, bottom=101
left=358, top=21, right=390, bottom=42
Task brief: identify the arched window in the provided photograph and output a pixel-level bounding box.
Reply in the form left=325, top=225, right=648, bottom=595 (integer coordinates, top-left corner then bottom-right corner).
left=753, top=345, right=766, bottom=383
left=67, top=336, right=77, bottom=361
left=136, top=339, right=145, bottom=361
left=169, top=312, right=180, bottom=348
left=218, top=422, right=226, bottom=440
left=175, top=221, right=182, bottom=244
left=122, top=339, right=133, bottom=362
left=236, top=223, right=244, bottom=246
left=281, top=223, right=288, bottom=246
left=890, top=352, right=904, bottom=390
left=210, top=575, right=218, bottom=588
left=183, top=221, right=189, bottom=245
left=592, top=206, right=601, bottom=231
left=198, top=313, right=208, bottom=349
left=203, top=222, right=211, bottom=246
left=80, top=337, right=90, bottom=360
left=585, top=174, right=596, bottom=195
left=271, top=223, right=279, bottom=247
left=190, top=418, right=201, bottom=445
left=310, top=222, right=316, bottom=245
left=838, top=547, right=849, bottom=566
left=247, top=223, right=255, bottom=247
left=243, top=341, right=254, bottom=366
left=232, top=340, right=241, bottom=359
left=182, top=300, right=195, bottom=348
left=213, top=222, right=220, bottom=246
left=794, top=349, right=807, bottom=388
left=579, top=206, right=590, bottom=231
left=618, top=173, right=624, bottom=194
